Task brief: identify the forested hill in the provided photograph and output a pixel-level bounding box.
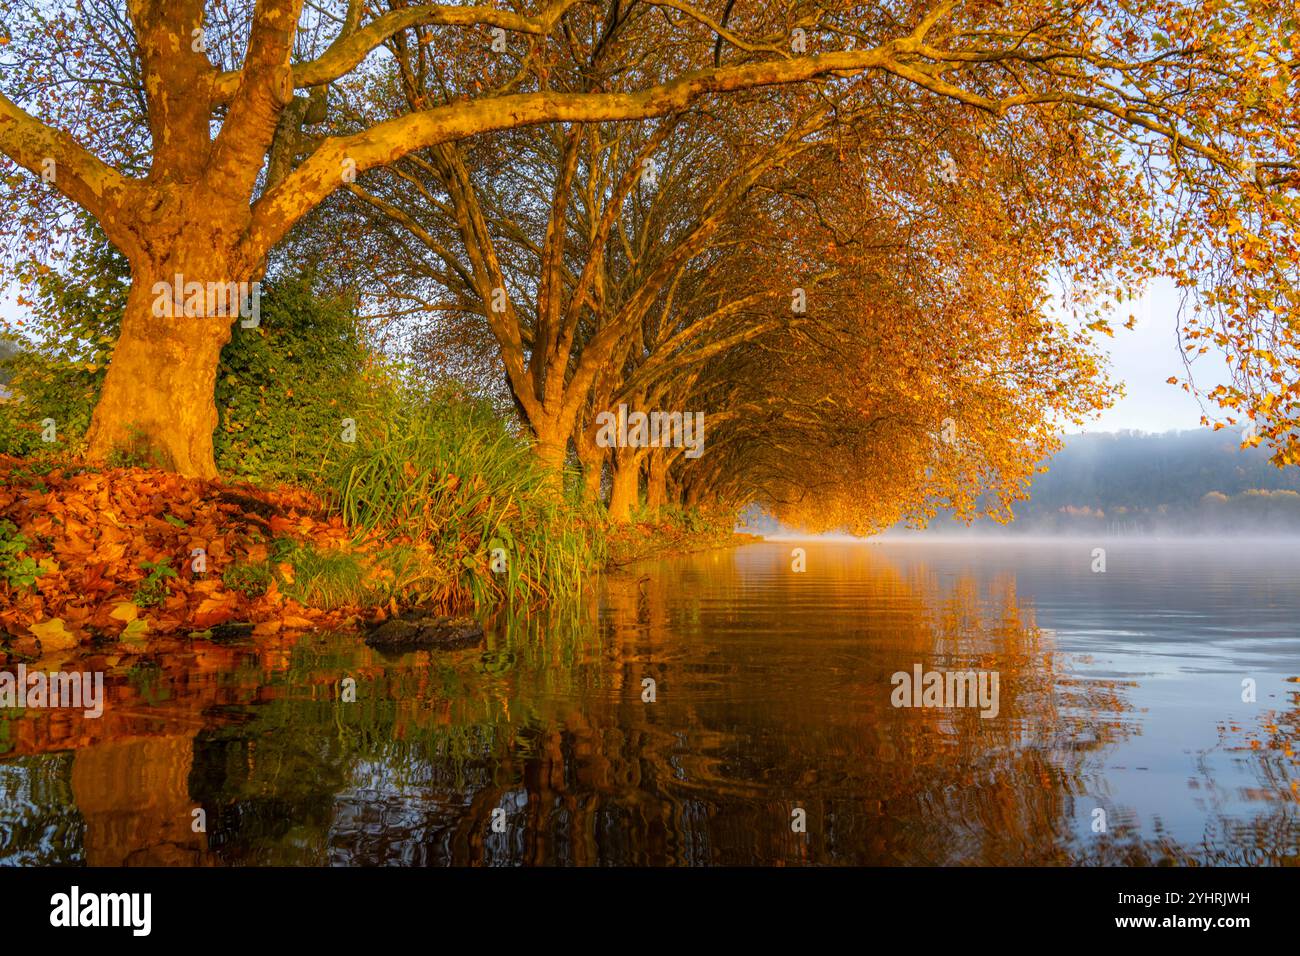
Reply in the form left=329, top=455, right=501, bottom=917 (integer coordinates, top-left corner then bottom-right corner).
left=739, top=429, right=1300, bottom=536
left=948, top=429, right=1300, bottom=534
left=0, top=339, right=15, bottom=387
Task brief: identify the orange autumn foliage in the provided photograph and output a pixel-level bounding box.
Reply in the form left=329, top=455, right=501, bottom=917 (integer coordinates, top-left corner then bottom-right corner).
left=0, top=456, right=404, bottom=653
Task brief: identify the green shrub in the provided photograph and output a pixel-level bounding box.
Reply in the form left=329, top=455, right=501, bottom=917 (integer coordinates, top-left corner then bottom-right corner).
left=213, top=276, right=373, bottom=483
left=133, top=558, right=177, bottom=608
left=0, top=520, right=43, bottom=590
left=222, top=561, right=273, bottom=598
left=0, top=223, right=125, bottom=460
left=0, top=227, right=373, bottom=482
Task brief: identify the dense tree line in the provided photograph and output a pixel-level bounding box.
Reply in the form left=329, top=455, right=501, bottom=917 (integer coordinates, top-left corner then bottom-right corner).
left=2, top=1, right=1297, bottom=531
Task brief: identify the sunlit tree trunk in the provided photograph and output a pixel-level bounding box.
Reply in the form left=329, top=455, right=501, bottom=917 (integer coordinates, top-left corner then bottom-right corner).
left=606, top=448, right=641, bottom=523
left=683, top=473, right=704, bottom=509
left=531, top=429, right=569, bottom=479
left=85, top=250, right=244, bottom=477
left=574, top=424, right=605, bottom=503
left=644, top=450, right=668, bottom=517
left=525, top=388, right=582, bottom=490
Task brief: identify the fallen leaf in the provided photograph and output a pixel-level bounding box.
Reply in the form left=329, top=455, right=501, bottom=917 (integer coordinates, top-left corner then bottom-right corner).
left=29, top=617, right=80, bottom=651
left=192, top=597, right=238, bottom=627
left=109, top=602, right=138, bottom=623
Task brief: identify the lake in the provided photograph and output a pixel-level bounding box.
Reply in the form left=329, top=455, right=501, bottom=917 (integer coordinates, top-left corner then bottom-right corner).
left=1, top=538, right=1297, bottom=865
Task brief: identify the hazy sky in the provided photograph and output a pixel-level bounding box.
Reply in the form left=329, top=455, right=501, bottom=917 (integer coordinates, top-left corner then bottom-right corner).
left=1071, top=276, right=1231, bottom=435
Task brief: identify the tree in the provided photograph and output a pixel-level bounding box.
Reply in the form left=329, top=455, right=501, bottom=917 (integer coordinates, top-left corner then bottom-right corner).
left=2, top=0, right=1294, bottom=476
left=347, top=96, right=827, bottom=492
left=376, top=31, right=1147, bottom=527
left=0, top=219, right=372, bottom=479
left=664, top=98, right=1130, bottom=528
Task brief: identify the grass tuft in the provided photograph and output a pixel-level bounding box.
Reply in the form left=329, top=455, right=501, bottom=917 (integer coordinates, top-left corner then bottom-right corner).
left=325, top=394, right=604, bottom=609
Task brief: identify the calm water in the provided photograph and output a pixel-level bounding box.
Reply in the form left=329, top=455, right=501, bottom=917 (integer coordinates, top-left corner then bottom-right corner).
left=1, top=539, right=1297, bottom=866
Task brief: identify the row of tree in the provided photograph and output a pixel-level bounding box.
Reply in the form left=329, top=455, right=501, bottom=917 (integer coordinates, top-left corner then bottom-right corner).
left=1, top=1, right=1297, bottom=529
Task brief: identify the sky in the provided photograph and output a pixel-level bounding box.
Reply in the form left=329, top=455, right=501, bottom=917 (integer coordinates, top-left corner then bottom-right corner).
left=1071, top=276, right=1231, bottom=435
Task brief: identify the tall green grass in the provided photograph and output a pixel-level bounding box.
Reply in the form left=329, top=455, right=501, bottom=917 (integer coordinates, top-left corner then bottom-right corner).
left=327, top=393, right=604, bottom=609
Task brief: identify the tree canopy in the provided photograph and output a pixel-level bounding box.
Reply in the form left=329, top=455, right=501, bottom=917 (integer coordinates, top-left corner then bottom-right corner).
left=1, top=0, right=1297, bottom=529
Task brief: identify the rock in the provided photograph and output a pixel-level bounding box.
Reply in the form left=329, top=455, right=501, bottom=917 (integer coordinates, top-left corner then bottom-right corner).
left=365, top=614, right=484, bottom=651
left=208, top=622, right=256, bottom=642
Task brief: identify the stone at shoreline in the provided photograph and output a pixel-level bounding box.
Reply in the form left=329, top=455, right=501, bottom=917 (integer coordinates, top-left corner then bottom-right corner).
left=365, top=614, right=484, bottom=651
left=207, top=622, right=256, bottom=642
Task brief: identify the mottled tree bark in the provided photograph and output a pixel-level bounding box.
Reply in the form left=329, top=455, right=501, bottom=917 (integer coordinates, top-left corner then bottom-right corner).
left=644, top=451, right=669, bottom=516
left=85, top=271, right=237, bottom=477
left=606, top=448, right=642, bottom=523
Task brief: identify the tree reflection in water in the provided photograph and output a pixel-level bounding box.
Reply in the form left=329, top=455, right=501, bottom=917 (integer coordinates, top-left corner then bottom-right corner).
left=0, top=544, right=1295, bottom=865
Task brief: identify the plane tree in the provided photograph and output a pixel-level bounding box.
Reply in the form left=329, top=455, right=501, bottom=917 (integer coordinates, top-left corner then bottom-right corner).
left=0, top=0, right=1293, bottom=477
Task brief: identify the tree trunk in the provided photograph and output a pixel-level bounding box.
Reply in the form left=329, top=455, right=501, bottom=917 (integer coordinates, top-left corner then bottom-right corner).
left=645, top=451, right=668, bottom=517
left=684, top=475, right=703, bottom=508
left=529, top=418, right=574, bottom=498
left=85, top=258, right=241, bottom=478
left=607, top=450, right=640, bottom=523
left=574, top=422, right=605, bottom=503
left=532, top=437, right=567, bottom=472
left=579, top=449, right=604, bottom=503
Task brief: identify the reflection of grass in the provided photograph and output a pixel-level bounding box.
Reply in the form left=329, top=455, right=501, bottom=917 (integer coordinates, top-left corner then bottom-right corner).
left=183, top=602, right=590, bottom=838
left=126, top=661, right=169, bottom=705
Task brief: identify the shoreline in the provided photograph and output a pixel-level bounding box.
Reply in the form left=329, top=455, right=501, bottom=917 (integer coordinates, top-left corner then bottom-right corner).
left=0, top=458, right=745, bottom=661
left=608, top=531, right=766, bottom=571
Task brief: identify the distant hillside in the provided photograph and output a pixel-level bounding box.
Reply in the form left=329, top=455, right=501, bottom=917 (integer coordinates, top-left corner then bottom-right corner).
left=0, top=339, right=16, bottom=387
left=944, top=429, right=1300, bottom=534
left=743, top=429, right=1300, bottom=536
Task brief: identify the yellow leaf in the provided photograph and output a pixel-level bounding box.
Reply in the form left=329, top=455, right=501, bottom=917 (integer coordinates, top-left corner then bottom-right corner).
left=109, top=602, right=138, bottom=623
left=29, top=618, right=79, bottom=652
